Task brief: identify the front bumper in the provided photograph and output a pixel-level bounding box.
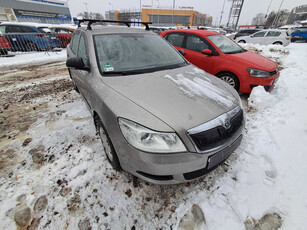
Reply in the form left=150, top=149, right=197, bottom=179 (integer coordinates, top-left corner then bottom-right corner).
left=117, top=109, right=244, bottom=185
left=240, top=71, right=280, bottom=93
left=119, top=134, right=243, bottom=184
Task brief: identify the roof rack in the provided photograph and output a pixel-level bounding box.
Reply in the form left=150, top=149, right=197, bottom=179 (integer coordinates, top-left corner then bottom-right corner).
left=74, top=19, right=152, bottom=31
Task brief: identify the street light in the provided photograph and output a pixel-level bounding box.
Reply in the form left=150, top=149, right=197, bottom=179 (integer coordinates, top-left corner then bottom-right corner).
left=156, top=0, right=160, bottom=26
left=109, top=3, right=113, bottom=10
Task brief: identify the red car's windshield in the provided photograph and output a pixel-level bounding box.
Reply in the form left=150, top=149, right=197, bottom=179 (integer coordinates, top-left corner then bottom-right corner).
left=207, top=35, right=245, bottom=54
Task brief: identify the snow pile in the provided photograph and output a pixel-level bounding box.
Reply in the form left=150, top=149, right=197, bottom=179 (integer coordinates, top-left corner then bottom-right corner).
left=0, top=50, right=67, bottom=68
left=248, top=86, right=278, bottom=110
left=193, top=42, right=307, bottom=230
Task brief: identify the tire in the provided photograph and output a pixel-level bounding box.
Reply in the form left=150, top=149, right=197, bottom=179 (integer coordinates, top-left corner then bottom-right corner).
left=0, top=49, right=8, bottom=56
left=216, top=72, right=240, bottom=91
left=68, top=69, right=80, bottom=93
left=273, top=41, right=282, bottom=45
left=96, top=117, right=121, bottom=170
left=73, top=81, right=80, bottom=93
left=25, top=41, right=38, bottom=51
left=238, top=40, right=246, bottom=43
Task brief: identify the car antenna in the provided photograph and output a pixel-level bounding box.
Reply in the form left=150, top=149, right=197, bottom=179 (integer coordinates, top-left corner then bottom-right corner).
left=74, top=19, right=152, bottom=31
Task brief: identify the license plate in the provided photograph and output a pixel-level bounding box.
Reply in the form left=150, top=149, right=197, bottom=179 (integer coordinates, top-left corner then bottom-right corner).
left=294, top=36, right=301, bottom=38
left=51, top=37, right=56, bottom=39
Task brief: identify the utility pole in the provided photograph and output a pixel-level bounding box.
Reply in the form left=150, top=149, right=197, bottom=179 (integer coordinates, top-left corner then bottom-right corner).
left=272, top=0, right=285, bottom=27
left=84, top=2, right=89, bottom=13
left=158, top=0, right=160, bottom=26
left=172, top=0, right=175, bottom=26
left=265, top=0, right=273, bottom=18
left=219, top=0, right=227, bottom=26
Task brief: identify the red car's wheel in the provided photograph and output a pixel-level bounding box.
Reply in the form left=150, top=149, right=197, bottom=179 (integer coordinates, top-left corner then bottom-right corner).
left=217, top=72, right=240, bottom=91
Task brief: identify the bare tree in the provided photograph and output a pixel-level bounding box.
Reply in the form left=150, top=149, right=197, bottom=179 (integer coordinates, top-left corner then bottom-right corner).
left=274, top=10, right=290, bottom=27
left=252, top=13, right=266, bottom=25
left=265, top=11, right=277, bottom=27
left=77, top=12, right=104, bottom=20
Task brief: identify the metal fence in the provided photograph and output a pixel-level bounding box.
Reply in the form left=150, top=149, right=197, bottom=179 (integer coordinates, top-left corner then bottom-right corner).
left=0, top=31, right=73, bottom=56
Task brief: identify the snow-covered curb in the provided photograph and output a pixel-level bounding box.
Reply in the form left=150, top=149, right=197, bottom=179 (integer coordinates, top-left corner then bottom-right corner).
left=0, top=50, right=67, bottom=68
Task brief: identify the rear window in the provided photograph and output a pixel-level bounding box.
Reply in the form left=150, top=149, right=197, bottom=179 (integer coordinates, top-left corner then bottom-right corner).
left=266, top=31, right=281, bottom=37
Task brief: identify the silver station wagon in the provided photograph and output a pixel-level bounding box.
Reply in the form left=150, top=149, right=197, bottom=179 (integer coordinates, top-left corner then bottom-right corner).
left=66, top=19, right=245, bottom=184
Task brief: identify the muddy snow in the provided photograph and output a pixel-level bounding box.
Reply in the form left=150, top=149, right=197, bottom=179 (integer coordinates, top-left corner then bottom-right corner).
left=0, top=43, right=307, bottom=230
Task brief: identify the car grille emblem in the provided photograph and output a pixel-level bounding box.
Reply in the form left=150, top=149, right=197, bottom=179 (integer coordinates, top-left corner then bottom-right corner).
left=224, top=118, right=231, bottom=129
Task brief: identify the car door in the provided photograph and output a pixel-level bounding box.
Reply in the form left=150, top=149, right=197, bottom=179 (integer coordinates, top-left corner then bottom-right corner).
left=265, top=30, right=282, bottom=44
left=250, top=31, right=267, bottom=44
left=182, top=34, right=216, bottom=73
left=74, top=32, right=92, bottom=107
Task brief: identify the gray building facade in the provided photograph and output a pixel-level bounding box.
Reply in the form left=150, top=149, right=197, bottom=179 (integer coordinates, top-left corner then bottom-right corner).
left=0, top=0, right=71, bottom=24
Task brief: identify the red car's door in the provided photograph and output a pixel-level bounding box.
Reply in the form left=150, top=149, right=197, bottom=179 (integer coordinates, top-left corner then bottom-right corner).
left=182, top=34, right=215, bottom=74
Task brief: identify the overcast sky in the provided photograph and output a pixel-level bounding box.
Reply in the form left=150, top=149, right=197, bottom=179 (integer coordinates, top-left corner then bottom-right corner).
left=68, top=0, right=307, bottom=25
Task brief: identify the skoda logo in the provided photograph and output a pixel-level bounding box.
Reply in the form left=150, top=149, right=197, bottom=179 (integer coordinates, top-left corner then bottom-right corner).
left=224, top=118, right=231, bottom=129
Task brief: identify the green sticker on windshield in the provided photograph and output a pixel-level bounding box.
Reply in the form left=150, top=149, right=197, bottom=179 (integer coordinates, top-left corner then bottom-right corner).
left=104, top=63, right=114, bottom=72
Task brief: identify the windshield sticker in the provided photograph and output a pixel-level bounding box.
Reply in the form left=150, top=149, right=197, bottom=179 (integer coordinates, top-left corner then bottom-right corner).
left=103, top=63, right=114, bottom=72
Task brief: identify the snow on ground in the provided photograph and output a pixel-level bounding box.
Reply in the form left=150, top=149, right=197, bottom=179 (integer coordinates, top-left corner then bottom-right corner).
left=0, top=43, right=306, bottom=230
left=0, top=50, right=67, bottom=68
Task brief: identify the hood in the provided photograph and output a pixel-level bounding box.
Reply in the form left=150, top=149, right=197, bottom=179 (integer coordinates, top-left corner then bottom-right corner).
left=229, top=50, right=278, bottom=71
left=102, top=65, right=239, bottom=132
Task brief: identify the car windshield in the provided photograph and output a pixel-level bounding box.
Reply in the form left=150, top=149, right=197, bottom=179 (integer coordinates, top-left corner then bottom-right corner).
left=94, top=33, right=187, bottom=74
left=207, top=35, right=245, bottom=54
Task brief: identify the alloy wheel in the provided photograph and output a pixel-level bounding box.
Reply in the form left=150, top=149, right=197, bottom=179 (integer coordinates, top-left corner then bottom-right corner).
left=220, top=76, right=236, bottom=88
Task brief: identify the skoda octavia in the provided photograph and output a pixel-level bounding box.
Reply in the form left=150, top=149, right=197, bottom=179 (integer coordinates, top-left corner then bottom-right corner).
left=66, top=21, right=245, bottom=184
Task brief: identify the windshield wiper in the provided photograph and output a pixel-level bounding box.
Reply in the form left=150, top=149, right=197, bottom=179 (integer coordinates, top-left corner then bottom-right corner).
left=103, top=71, right=144, bottom=76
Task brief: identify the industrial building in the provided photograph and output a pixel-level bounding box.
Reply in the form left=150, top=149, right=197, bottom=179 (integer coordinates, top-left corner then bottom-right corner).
left=0, top=0, right=71, bottom=24
left=287, top=4, right=307, bottom=25
left=105, top=6, right=212, bottom=27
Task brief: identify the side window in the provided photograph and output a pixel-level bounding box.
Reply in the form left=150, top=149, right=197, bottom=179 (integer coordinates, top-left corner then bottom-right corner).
left=165, top=33, right=184, bottom=47
left=266, top=31, right=281, bottom=37
left=70, top=31, right=80, bottom=54
left=186, top=35, right=209, bottom=53
left=0, top=26, right=5, bottom=34
left=253, top=31, right=266, bottom=37
left=77, top=34, right=89, bottom=66
left=7, top=25, right=23, bottom=33
left=21, top=26, right=36, bottom=33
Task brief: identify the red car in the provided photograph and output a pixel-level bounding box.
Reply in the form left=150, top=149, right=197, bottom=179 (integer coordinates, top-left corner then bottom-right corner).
left=0, top=34, right=11, bottom=55
left=161, top=29, right=279, bottom=93
left=49, top=26, right=75, bottom=48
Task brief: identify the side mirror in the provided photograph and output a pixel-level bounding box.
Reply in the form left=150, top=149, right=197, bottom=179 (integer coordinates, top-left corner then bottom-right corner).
left=202, top=49, right=213, bottom=56
left=250, top=35, right=253, bottom=38
left=179, top=49, right=185, bottom=56
left=66, top=57, right=90, bottom=71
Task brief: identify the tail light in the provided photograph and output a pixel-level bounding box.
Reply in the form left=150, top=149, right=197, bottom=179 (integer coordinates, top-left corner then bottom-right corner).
left=0, top=36, right=11, bottom=47
left=36, top=34, right=49, bottom=38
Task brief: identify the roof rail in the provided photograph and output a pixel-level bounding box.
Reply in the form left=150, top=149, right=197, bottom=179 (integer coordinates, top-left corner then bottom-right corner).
left=74, top=19, right=152, bottom=31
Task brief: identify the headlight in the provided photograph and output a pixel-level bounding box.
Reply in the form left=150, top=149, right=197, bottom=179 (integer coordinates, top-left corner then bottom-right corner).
left=248, top=68, right=270, bottom=78
left=118, top=118, right=187, bottom=153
